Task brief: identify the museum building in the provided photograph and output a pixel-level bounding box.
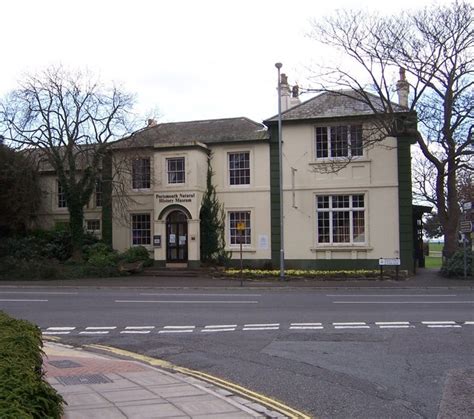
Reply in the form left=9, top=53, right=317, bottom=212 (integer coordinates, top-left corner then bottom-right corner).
left=36, top=74, right=418, bottom=272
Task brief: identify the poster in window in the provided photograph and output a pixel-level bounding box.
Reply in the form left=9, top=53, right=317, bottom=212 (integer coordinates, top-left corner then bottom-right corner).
left=169, top=234, right=176, bottom=244
left=179, top=235, right=186, bottom=245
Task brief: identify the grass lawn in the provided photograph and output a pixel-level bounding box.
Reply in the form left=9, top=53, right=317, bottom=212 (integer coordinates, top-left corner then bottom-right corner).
left=425, top=256, right=442, bottom=269
left=425, top=242, right=443, bottom=269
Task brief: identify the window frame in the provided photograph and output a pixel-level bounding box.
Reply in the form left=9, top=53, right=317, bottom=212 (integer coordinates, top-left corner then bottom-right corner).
left=228, top=210, right=252, bottom=247
left=57, top=180, right=67, bottom=208
left=95, top=178, right=102, bottom=208
left=314, top=124, right=364, bottom=160
left=228, top=151, right=251, bottom=187
left=166, top=157, right=186, bottom=185
left=315, top=194, right=366, bottom=246
left=131, top=213, right=152, bottom=246
left=85, top=219, right=101, bottom=235
left=132, top=158, right=151, bottom=190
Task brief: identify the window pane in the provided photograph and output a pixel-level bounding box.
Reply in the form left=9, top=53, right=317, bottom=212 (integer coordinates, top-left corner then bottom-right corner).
left=316, top=127, right=328, bottom=158
left=229, top=152, right=250, bottom=185
left=132, top=158, right=151, bottom=189
left=229, top=211, right=251, bottom=245
left=58, top=181, right=67, bottom=208
left=317, top=212, right=330, bottom=243
left=316, top=194, right=366, bottom=245
left=330, top=126, right=348, bottom=157
left=317, top=196, right=329, bottom=209
left=332, top=195, right=350, bottom=208
left=353, top=210, right=365, bottom=243
left=86, top=219, right=101, bottom=232
left=167, top=157, right=185, bottom=184
left=350, top=125, right=363, bottom=156
left=333, top=211, right=350, bottom=243
left=95, top=179, right=102, bottom=207
left=352, top=194, right=364, bottom=208
left=132, top=214, right=151, bottom=245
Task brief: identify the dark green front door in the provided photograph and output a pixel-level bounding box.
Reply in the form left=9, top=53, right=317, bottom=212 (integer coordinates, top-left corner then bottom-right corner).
left=166, top=211, right=188, bottom=262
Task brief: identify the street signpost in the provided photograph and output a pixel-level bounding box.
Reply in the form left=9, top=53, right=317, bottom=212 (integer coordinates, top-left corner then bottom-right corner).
left=379, top=258, right=400, bottom=280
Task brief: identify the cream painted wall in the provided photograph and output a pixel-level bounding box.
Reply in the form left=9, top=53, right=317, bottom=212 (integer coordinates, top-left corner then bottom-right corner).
left=210, top=141, right=272, bottom=260
left=153, top=146, right=208, bottom=262
left=281, top=123, right=400, bottom=261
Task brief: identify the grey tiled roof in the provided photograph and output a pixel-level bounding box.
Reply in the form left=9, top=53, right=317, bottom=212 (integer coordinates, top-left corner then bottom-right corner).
left=112, top=117, right=268, bottom=149
left=265, top=90, right=407, bottom=122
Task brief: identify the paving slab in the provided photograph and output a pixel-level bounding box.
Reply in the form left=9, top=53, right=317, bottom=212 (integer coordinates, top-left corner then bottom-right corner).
left=43, top=342, right=267, bottom=418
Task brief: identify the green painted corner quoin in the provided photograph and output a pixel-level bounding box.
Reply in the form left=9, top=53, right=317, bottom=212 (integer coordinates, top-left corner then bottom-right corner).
left=268, top=125, right=281, bottom=267
left=397, top=136, right=416, bottom=273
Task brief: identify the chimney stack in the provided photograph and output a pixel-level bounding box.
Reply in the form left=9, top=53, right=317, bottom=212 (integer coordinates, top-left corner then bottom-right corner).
left=396, top=68, right=409, bottom=108
left=278, top=73, right=300, bottom=111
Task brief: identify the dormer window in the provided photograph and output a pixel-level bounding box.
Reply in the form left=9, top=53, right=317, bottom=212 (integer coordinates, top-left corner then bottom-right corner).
left=315, top=125, right=363, bottom=158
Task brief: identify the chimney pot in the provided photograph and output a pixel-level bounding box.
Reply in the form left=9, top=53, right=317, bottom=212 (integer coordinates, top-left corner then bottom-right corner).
left=396, top=67, right=409, bottom=108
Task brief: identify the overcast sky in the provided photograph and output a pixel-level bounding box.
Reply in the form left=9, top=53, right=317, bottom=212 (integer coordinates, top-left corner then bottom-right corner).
left=1, top=0, right=449, bottom=126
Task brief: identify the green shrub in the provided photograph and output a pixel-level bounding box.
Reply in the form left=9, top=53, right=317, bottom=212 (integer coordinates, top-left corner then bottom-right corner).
left=121, top=246, right=153, bottom=266
left=84, top=242, right=118, bottom=269
left=0, top=257, right=60, bottom=280
left=82, top=242, right=113, bottom=261
left=0, top=236, right=44, bottom=260
left=0, top=311, right=64, bottom=418
left=441, top=250, right=472, bottom=278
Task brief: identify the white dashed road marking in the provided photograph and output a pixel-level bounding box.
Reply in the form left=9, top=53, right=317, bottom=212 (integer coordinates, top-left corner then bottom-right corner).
left=333, top=322, right=370, bottom=329
left=243, top=323, right=280, bottom=331
left=42, top=320, right=473, bottom=336
left=202, top=325, right=237, bottom=333
left=376, top=322, right=412, bottom=329
left=158, top=326, right=195, bottom=334
left=121, top=326, right=155, bottom=334
left=422, top=321, right=461, bottom=328
left=290, top=323, right=324, bottom=330
left=85, top=326, right=117, bottom=330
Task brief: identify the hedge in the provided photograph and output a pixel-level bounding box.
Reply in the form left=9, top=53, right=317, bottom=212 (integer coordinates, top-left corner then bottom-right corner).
left=0, top=311, right=64, bottom=418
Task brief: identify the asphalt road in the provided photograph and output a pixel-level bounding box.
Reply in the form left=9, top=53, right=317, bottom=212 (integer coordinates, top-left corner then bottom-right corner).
left=1, top=286, right=473, bottom=418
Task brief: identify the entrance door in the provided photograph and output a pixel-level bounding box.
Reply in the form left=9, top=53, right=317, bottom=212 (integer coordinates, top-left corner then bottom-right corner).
left=166, top=211, right=188, bottom=262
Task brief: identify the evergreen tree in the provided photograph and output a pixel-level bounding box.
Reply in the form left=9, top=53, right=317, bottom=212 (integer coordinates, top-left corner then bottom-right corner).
left=200, top=154, right=227, bottom=264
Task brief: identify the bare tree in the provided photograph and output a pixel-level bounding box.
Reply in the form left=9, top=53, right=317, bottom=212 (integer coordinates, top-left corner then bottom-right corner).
left=309, top=0, right=474, bottom=257
left=0, top=67, right=135, bottom=258
left=0, top=143, right=42, bottom=235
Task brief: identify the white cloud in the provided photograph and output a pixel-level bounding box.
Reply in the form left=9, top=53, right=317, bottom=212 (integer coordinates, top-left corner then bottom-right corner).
left=1, top=0, right=452, bottom=125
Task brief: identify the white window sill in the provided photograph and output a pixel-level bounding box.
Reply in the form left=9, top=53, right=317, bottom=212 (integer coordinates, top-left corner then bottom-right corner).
left=309, top=158, right=370, bottom=165
left=226, top=247, right=257, bottom=253
left=132, top=188, right=151, bottom=192
left=311, top=245, right=373, bottom=251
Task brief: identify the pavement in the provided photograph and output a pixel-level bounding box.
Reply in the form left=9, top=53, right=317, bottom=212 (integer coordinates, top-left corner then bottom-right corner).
left=43, top=341, right=292, bottom=419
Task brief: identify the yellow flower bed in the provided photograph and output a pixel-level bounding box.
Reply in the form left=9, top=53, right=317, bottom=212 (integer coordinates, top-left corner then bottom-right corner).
left=225, top=269, right=379, bottom=278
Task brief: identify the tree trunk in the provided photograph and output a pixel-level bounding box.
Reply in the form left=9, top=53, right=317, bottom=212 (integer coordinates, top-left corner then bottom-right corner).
left=69, top=203, right=84, bottom=261
left=101, top=152, right=113, bottom=248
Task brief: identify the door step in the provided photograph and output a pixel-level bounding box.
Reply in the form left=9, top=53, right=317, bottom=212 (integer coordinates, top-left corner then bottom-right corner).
left=166, top=263, right=188, bottom=269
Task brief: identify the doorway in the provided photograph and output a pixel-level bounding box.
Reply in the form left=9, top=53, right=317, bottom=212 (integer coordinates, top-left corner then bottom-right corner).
left=166, top=210, right=188, bottom=262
